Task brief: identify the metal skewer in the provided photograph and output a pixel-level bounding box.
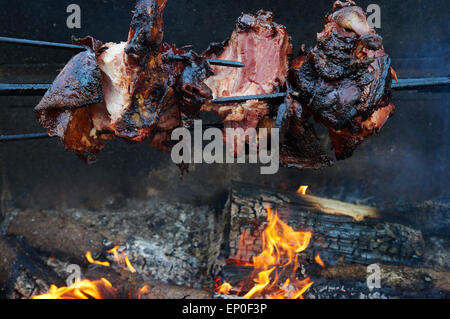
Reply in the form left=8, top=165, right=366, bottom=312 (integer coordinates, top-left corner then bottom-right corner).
left=0, top=36, right=85, bottom=51
left=0, top=36, right=244, bottom=68
left=165, top=54, right=244, bottom=68
left=0, top=83, right=51, bottom=96
left=211, top=77, right=450, bottom=104
left=1, top=77, right=448, bottom=99
left=0, top=132, right=53, bottom=142
left=391, top=77, right=450, bottom=90
left=0, top=124, right=224, bottom=142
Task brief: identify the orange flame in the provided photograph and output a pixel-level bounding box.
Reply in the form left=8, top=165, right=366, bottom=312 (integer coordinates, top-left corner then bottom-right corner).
left=107, top=245, right=137, bottom=273
left=34, top=245, right=141, bottom=299
left=124, top=256, right=137, bottom=273
left=390, top=67, right=398, bottom=83
left=218, top=206, right=314, bottom=299
left=217, top=282, right=232, bottom=295
left=315, top=254, right=325, bottom=268
left=137, top=285, right=150, bottom=299
left=85, top=251, right=111, bottom=267
left=33, top=278, right=116, bottom=299
left=297, top=185, right=309, bottom=195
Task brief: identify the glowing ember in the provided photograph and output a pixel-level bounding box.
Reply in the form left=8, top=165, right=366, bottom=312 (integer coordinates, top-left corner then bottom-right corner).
left=218, top=206, right=314, bottom=299
left=297, top=185, right=309, bottom=195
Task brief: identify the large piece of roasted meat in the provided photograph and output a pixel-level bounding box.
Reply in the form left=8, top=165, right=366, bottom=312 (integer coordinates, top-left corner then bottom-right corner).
left=286, top=0, right=395, bottom=160
left=202, top=10, right=292, bottom=154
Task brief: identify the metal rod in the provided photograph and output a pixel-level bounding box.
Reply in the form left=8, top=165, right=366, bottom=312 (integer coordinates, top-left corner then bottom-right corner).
left=391, top=77, right=450, bottom=90
left=0, top=132, right=52, bottom=142
left=212, top=77, right=450, bottom=104
left=212, top=92, right=287, bottom=104
left=207, top=58, right=244, bottom=68
left=0, top=36, right=85, bottom=51
left=0, top=124, right=225, bottom=143
left=0, top=83, right=51, bottom=96
left=0, top=37, right=244, bottom=68
left=165, top=54, right=244, bottom=68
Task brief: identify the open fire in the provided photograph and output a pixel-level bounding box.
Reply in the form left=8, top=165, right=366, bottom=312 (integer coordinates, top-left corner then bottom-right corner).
left=216, top=186, right=325, bottom=299
left=33, top=246, right=148, bottom=299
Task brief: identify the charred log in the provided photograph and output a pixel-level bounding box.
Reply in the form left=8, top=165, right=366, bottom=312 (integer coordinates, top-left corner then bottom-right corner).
left=6, top=210, right=107, bottom=264
left=227, top=183, right=425, bottom=267
left=0, top=236, right=64, bottom=299
left=218, top=263, right=450, bottom=299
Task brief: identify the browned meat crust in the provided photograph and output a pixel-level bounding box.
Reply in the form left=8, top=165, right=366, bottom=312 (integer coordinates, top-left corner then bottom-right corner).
left=35, top=49, right=103, bottom=111
left=125, top=0, right=167, bottom=59
left=35, top=37, right=108, bottom=163
left=287, top=0, right=395, bottom=160
left=279, top=56, right=334, bottom=169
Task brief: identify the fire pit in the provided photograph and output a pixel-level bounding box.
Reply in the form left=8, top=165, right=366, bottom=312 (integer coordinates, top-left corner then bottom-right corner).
left=0, top=0, right=448, bottom=301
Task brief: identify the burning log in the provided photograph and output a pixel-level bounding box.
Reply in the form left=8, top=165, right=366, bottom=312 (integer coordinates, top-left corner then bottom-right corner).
left=6, top=210, right=108, bottom=264
left=0, top=235, right=64, bottom=299
left=3, top=200, right=226, bottom=289
left=227, top=183, right=425, bottom=267
left=218, top=263, right=450, bottom=299
left=82, top=265, right=211, bottom=299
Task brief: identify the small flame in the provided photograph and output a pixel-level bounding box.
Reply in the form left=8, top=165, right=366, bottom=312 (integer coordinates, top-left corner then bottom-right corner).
left=315, top=254, right=325, bottom=268
left=297, top=185, right=309, bottom=195
left=217, top=282, right=232, bottom=295
left=107, top=245, right=120, bottom=260
left=137, top=285, right=150, bottom=299
left=390, top=67, right=399, bottom=83
left=124, top=256, right=137, bottom=273
left=85, top=251, right=111, bottom=267
left=107, top=245, right=136, bottom=273
left=34, top=244, right=141, bottom=299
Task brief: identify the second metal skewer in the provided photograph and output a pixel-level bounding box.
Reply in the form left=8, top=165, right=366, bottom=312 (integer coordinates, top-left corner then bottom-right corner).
left=0, top=36, right=244, bottom=68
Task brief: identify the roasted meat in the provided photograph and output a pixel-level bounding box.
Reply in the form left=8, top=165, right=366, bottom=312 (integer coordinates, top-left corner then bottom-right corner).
left=35, top=37, right=109, bottom=163
left=202, top=10, right=292, bottom=154
left=279, top=57, right=334, bottom=169
left=100, top=0, right=211, bottom=146
left=35, top=0, right=210, bottom=158
left=288, top=0, right=395, bottom=159
left=109, top=0, right=174, bottom=142
left=34, top=0, right=396, bottom=168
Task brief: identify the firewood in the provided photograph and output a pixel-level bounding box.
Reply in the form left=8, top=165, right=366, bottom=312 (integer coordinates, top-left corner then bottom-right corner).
left=84, top=265, right=212, bottom=299
left=218, top=264, right=450, bottom=299
left=0, top=235, right=64, bottom=299
left=6, top=210, right=107, bottom=264
left=227, top=182, right=425, bottom=267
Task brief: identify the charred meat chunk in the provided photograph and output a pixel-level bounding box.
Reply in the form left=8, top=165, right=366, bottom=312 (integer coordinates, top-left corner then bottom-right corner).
left=35, top=38, right=108, bottom=163
left=279, top=56, right=334, bottom=169
left=125, top=0, right=167, bottom=59
left=288, top=0, right=395, bottom=159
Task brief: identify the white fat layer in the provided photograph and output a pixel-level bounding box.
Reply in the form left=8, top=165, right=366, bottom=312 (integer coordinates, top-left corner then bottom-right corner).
left=98, top=42, right=135, bottom=122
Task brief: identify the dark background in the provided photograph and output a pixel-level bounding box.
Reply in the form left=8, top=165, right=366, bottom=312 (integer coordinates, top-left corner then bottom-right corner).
left=0, top=0, right=448, bottom=211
